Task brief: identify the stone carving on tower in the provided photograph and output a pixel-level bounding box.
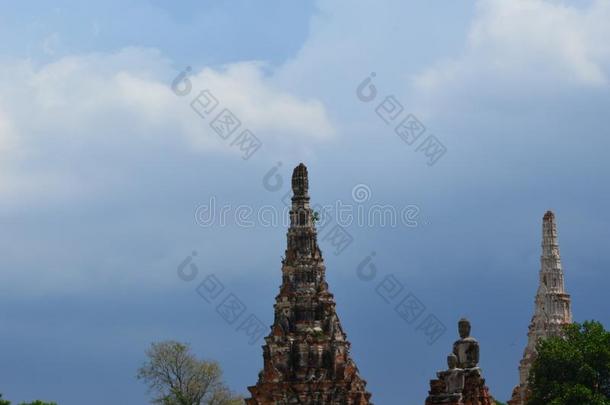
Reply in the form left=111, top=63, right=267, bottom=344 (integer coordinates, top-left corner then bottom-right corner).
left=245, top=163, right=373, bottom=405
left=508, top=211, right=573, bottom=405
left=424, top=318, right=495, bottom=405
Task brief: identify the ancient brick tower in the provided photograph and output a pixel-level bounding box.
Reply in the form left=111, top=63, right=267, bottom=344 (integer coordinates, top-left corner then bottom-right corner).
left=508, top=211, right=573, bottom=405
left=245, top=163, right=372, bottom=405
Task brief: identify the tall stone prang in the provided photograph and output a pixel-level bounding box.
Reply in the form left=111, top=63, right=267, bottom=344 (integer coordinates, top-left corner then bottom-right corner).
left=508, top=211, right=573, bottom=405
left=245, top=163, right=373, bottom=405
left=425, top=319, right=495, bottom=405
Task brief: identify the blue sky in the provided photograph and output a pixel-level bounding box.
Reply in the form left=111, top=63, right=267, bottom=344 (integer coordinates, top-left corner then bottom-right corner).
left=1, top=1, right=609, bottom=404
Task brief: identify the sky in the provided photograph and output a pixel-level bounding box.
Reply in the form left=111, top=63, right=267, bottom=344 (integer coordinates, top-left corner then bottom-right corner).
left=0, top=0, right=609, bottom=404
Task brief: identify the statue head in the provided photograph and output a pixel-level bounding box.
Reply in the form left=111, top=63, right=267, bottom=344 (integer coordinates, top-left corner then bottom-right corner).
left=458, top=318, right=471, bottom=339
left=447, top=353, right=458, bottom=370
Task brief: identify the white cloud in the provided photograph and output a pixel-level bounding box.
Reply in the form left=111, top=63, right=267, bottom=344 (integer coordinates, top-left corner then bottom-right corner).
left=0, top=48, right=335, bottom=203
left=269, top=0, right=610, bottom=113
left=190, top=63, right=334, bottom=142
left=0, top=108, right=15, bottom=151
left=0, top=45, right=336, bottom=295
left=415, top=0, right=610, bottom=94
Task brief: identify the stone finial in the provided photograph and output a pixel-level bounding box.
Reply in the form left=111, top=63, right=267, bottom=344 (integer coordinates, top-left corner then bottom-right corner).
left=291, top=163, right=309, bottom=197
left=542, top=210, right=559, bottom=256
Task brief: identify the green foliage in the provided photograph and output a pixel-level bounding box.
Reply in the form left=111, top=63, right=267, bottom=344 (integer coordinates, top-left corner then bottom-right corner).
left=495, top=401, right=508, bottom=405
left=0, top=394, right=57, bottom=405
left=528, top=321, right=610, bottom=405
left=19, top=401, right=58, bottom=405
left=137, top=340, right=242, bottom=405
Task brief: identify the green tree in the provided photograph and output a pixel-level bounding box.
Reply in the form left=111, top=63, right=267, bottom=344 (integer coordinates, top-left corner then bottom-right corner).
left=19, top=401, right=57, bottom=405
left=0, top=395, right=57, bottom=405
left=137, top=341, right=243, bottom=405
left=528, top=321, right=610, bottom=405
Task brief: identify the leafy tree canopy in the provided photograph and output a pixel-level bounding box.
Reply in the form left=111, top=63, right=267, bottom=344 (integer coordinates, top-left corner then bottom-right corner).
left=0, top=395, right=57, bottom=405
left=137, top=340, right=243, bottom=405
left=528, top=321, right=610, bottom=405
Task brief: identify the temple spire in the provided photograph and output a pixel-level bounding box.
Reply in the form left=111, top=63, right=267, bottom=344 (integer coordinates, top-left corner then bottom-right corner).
left=246, top=163, right=372, bottom=405
left=508, top=211, right=573, bottom=405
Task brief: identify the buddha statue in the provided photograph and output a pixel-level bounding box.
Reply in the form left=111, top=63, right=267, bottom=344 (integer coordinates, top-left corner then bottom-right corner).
left=444, top=353, right=465, bottom=395
left=452, top=318, right=480, bottom=369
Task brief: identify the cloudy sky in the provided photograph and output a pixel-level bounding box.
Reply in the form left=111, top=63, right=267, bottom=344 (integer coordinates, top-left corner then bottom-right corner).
left=1, top=1, right=609, bottom=404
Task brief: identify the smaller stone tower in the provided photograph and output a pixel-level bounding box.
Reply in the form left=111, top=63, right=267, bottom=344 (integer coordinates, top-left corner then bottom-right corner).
left=508, top=211, right=573, bottom=405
